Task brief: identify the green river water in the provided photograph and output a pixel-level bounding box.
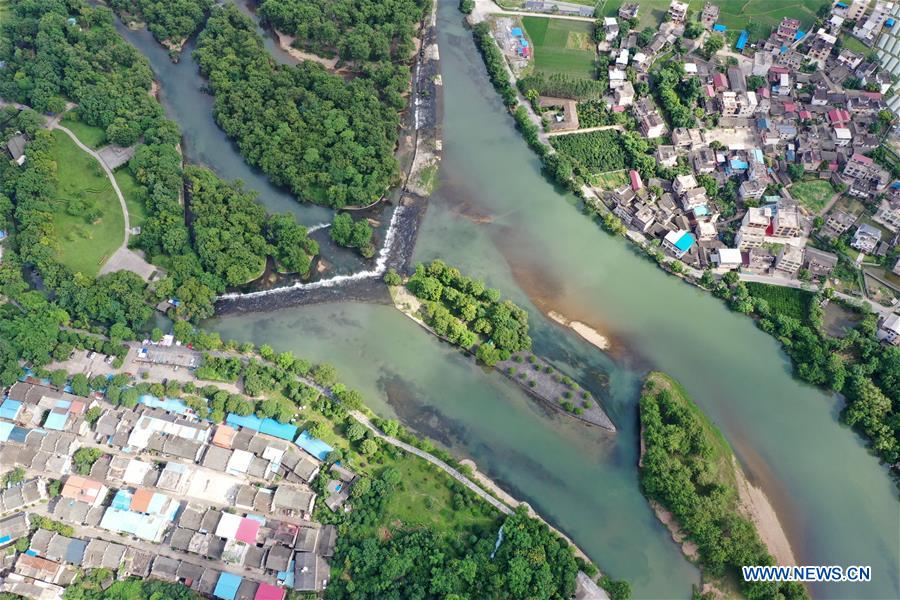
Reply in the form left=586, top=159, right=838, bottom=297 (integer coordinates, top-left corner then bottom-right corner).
left=191, top=2, right=900, bottom=597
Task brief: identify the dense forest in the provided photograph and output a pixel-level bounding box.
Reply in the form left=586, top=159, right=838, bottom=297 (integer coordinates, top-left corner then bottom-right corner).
left=258, top=0, right=430, bottom=63
left=107, top=0, right=211, bottom=46
left=640, top=373, right=808, bottom=600
left=407, top=260, right=532, bottom=365
left=185, top=166, right=318, bottom=286
left=194, top=5, right=403, bottom=208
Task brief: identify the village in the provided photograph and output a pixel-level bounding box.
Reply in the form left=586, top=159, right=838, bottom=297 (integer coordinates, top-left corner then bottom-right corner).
left=479, top=0, right=900, bottom=346
left=0, top=340, right=358, bottom=600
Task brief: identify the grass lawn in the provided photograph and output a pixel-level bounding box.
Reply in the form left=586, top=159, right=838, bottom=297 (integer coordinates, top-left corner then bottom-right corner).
left=61, top=111, right=107, bottom=149
left=49, top=129, right=124, bottom=276
left=842, top=35, right=871, bottom=56
left=595, top=0, right=827, bottom=35
left=790, top=179, right=834, bottom=213
left=521, top=17, right=597, bottom=79
left=745, top=282, right=813, bottom=321
left=114, top=167, right=148, bottom=230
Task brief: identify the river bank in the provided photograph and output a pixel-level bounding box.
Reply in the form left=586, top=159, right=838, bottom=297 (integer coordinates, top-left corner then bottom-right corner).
left=638, top=372, right=803, bottom=598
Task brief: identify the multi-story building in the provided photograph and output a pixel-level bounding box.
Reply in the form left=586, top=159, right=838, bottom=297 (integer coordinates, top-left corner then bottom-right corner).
left=851, top=223, right=883, bottom=253
left=736, top=228, right=765, bottom=250
left=618, top=2, right=639, bottom=21
left=662, top=229, right=696, bottom=258
left=807, top=29, right=837, bottom=64
left=742, top=206, right=771, bottom=233
left=667, top=0, right=689, bottom=24
left=873, top=198, right=900, bottom=232
left=877, top=314, right=900, bottom=345
left=701, top=2, right=719, bottom=28
left=822, top=210, right=857, bottom=239
left=640, top=112, right=667, bottom=138
left=719, top=91, right=758, bottom=117
left=843, top=153, right=880, bottom=179
left=772, top=204, right=802, bottom=237
left=775, top=17, right=801, bottom=44
left=775, top=245, right=804, bottom=275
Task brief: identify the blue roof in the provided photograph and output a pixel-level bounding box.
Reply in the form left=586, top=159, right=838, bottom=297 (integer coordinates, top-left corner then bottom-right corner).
left=730, top=159, right=749, bottom=170
left=736, top=30, right=749, bottom=50
left=794, top=30, right=805, bottom=41
left=44, top=411, right=68, bottom=431
left=0, top=230, right=6, bottom=240
left=890, top=181, right=900, bottom=189
left=214, top=572, right=242, bottom=600
left=99, top=508, right=168, bottom=542
left=260, top=419, right=298, bottom=442
left=713, top=24, right=727, bottom=32
left=674, top=232, right=696, bottom=252
left=112, top=489, right=133, bottom=511
left=278, top=559, right=295, bottom=586
left=752, top=148, right=764, bottom=163
left=780, top=45, right=788, bottom=54
left=511, top=27, right=523, bottom=37
left=521, top=39, right=529, bottom=47
left=836, top=1, right=847, bottom=6
left=0, top=536, right=9, bottom=545
left=227, top=413, right=298, bottom=441
left=786, top=149, right=796, bottom=161
left=64, top=538, right=87, bottom=563
left=887, top=18, right=896, bottom=27
left=8, top=426, right=29, bottom=444
left=693, top=205, right=710, bottom=217
left=295, top=430, right=334, bottom=461
left=0, top=399, right=22, bottom=421
left=139, top=394, right=191, bottom=415
left=0, top=422, right=10, bottom=443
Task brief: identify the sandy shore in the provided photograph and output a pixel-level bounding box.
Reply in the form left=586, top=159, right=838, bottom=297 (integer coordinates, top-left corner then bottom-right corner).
left=275, top=31, right=339, bottom=69
left=547, top=311, right=611, bottom=350
left=733, top=457, right=797, bottom=566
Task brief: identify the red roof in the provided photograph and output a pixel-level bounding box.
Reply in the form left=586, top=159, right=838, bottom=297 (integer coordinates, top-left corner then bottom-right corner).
left=705, top=84, right=716, bottom=98
left=236, top=518, right=261, bottom=544
left=851, top=153, right=873, bottom=165
left=757, top=86, right=770, bottom=98
left=130, top=488, right=154, bottom=513
left=612, top=105, right=626, bottom=112
left=255, top=584, right=286, bottom=600
left=770, top=66, right=789, bottom=75
left=629, top=169, right=642, bottom=191
left=863, top=91, right=883, bottom=100
left=784, top=102, right=797, bottom=112
left=713, top=73, right=727, bottom=88
left=827, top=108, right=851, bottom=123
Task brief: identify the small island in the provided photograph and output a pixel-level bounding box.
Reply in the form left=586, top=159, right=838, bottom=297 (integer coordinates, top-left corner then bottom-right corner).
left=387, top=261, right=615, bottom=430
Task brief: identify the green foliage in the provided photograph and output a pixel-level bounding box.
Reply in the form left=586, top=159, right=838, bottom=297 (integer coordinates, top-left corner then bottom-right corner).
left=745, top=283, right=812, bottom=322
left=458, top=0, right=474, bottom=14
left=108, top=0, right=212, bottom=45
left=575, top=100, right=612, bottom=128
left=2, top=466, right=26, bottom=487
left=330, top=213, right=374, bottom=257
left=267, top=213, right=319, bottom=274
left=518, top=71, right=607, bottom=101
left=258, top=0, right=429, bottom=63
left=407, top=260, right=532, bottom=358
left=29, top=515, right=74, bottom=538
left=550, top=130, right=626, bottom=173
left=472, top=22, right=517, bottom=107
left=61, top=578, right=201, bottom=600
left=640, top=373, right=808, bottom=600
left=73, top=447, right=103, bottom=476
left=194, top=5, right=401, bottom=207
left=383, top=268, right=402, bottom=286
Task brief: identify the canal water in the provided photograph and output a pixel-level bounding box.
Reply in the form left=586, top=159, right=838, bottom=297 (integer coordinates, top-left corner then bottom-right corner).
left=118, top=0, right=900, bottom=596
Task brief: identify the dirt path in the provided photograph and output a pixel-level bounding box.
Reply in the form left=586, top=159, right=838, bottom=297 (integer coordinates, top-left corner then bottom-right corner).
left=275, top=31, right=339, bottom=69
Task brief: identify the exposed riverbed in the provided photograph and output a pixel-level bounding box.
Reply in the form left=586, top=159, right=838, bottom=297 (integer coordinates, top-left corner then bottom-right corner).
left=117, top=0, right=900, bottom=596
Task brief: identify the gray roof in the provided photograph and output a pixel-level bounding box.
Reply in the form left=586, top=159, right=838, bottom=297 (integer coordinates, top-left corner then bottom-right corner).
left=293, top=551, right=320, bottom=592
left=319, top=525, right=337, bottom=558
left=0, top=513, right=30, bottom=544
left=201, top=445, right=232, bottom=471
left=151, top=556, right=180, bottom=580
left=6, top=134, right=26, bottom=159
left=169, top=527, right=194, bottom=552
left=235, top=579, right=259, bottom=600
left=175, top=560, right=204, bottom=584
left=295, top=527, right=319, bottom=553
left=266, top=544, right=292, bottom=572
left=178, top=505, right=205, bottom=531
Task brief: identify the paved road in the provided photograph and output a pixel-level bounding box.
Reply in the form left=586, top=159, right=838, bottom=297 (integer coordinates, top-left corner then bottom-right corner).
left=350, top=410, right=514, bottom=515
left=471, top=0, right=595, bottom=22
left=49, top=123, right=156, bottom=280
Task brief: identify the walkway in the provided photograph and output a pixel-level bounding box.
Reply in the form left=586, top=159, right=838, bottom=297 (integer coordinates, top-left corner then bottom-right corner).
left=471, top=0, right=595, bottom=23
left=49, top=123, right=156, bottom=281
left=350, top=410, right=513, bottom=515
left=547, top=124, right=624, bottom=137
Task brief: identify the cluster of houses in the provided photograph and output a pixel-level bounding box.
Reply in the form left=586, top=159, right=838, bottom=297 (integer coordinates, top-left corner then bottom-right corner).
left=587, top=2, right=900, bottom=314
left=0, top=377, right=358, bottom=599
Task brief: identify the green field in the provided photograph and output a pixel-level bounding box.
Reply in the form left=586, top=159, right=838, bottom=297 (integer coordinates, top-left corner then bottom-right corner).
left=593, top=169, right=629, bottom=189
left=49, top=129, right=124, bottom=276
left=61, top=111, right=107, bottom=149
left=595, top=0, right=828, bottom=35
left=114, top=167, right=148, bottom=230
left=790, top=179, right=834, bottom=213
left=521, top=17, right=597, bottom=79
left=745, top=282, right=813, bottom=322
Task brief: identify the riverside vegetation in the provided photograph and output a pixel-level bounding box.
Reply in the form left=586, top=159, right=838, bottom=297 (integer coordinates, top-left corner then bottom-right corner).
left=406, top=259, right=532, bottom=366
left=639, top=372, right=808, bottom=600
left=464, top=7, right=899, bottom=482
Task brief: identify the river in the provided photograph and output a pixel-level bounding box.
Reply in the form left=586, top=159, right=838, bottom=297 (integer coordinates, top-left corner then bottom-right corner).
left=121, top=0, right=900, bottom=597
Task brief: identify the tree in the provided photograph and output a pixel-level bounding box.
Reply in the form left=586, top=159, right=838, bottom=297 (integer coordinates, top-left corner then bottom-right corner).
left=346, top=422, right=367, bottom=442
left=702, top=34, right=724, bottom=58
left=73, top=447, right=103, bottom=475
left=360, top=438, right=379, bottom=456
left=71, top=373, right=90, bottom=397
left=51, top=369, right=68, bottom=389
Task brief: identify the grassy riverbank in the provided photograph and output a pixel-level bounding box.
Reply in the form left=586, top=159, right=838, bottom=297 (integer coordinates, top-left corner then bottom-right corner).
left=639, top=372, right=807, bottom=599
